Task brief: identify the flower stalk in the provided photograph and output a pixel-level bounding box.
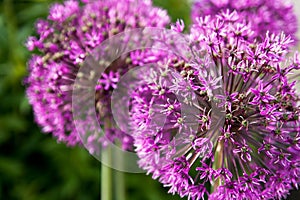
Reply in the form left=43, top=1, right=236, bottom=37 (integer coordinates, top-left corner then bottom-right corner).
left=101, top=142, right=127, bottom=200
left=212, top=141, right=224, bottom=192
left=115, top=164, right=126, bottom=200
left=101, top=118, right=126, bottom=200
left=101, top=147, right=113, bottom=200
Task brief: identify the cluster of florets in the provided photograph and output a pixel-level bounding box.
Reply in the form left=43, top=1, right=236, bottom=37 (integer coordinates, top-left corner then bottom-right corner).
left=26, top=0, right=300, bottom=199
left=128, top=11, right=300, bottom=199
left=25, top=0, right=170, bottom=147
left=191, top=0, right=298, bottom=42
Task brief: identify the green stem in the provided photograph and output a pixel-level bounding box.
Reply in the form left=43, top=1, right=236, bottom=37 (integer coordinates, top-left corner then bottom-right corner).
left=212, top=141, right=223, bottom=193
left=114, top=170, right=126, bottom=200
left=101, top=147, right=112, bottom=200
left=114, top=145, right=126, bottom=200
left=101, top=146, right=127, bottom=200
left=101, top=117, right=126, bottom=200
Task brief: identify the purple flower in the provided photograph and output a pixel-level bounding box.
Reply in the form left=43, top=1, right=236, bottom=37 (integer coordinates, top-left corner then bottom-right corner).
left=250, top=81, right=276, bottom=105
left=25, top=0, right=170, bottom=147
left=232, top=139, right=252, bottom=162
left=196, top=162, right=215, bottom=183
left=191, top=0, right=298, bottom=43
left=96, top=71, right=120, bottom=91
left=258, top=138, right=276, bottom=158
left=219, top=125, right=236, bottom=143
left=129, top=12, right=300, bottom=199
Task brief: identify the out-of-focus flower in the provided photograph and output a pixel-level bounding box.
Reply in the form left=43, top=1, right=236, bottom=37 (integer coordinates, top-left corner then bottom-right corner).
left=25, top=0, right=170, bottom=147
left=129, top=13, right=300, bottom=199
left=191, top=0, right=298, bottom=43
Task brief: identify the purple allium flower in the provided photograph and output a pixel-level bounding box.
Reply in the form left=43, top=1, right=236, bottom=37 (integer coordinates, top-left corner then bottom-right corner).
left=129, top=13, right=300, bottom=199
left=191, top=0, right=298, bottom=43
left=25, top=0, right=170, bottom=147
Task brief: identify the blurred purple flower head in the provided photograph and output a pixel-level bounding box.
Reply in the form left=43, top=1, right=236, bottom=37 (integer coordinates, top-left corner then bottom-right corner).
left=25, top=0, right=170, bottom=147
left=129, top=12, right=300, bottom=199
left=191, top=0, right=298, bottom=43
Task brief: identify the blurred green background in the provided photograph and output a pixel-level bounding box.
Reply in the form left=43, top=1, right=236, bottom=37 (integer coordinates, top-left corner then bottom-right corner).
left=0, top=0, right=299, bottom=200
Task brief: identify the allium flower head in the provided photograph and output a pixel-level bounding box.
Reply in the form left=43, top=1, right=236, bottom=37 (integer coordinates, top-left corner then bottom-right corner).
left=25, top=0, right=170, bottom=147
left=129, top=12, right=300, bottom=199
left=191, top=0, right=298, bottom=42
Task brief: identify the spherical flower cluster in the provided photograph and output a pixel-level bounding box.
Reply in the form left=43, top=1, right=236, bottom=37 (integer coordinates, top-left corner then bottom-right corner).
left=191, top=0, right=298, bottom=42
left=129, top=11, right=300, bottom=199
left=25, top=0, right=170, bottom=146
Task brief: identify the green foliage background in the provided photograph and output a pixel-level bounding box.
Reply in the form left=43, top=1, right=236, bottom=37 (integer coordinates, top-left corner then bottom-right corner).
left=0, top=0, right=298, bottom=200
